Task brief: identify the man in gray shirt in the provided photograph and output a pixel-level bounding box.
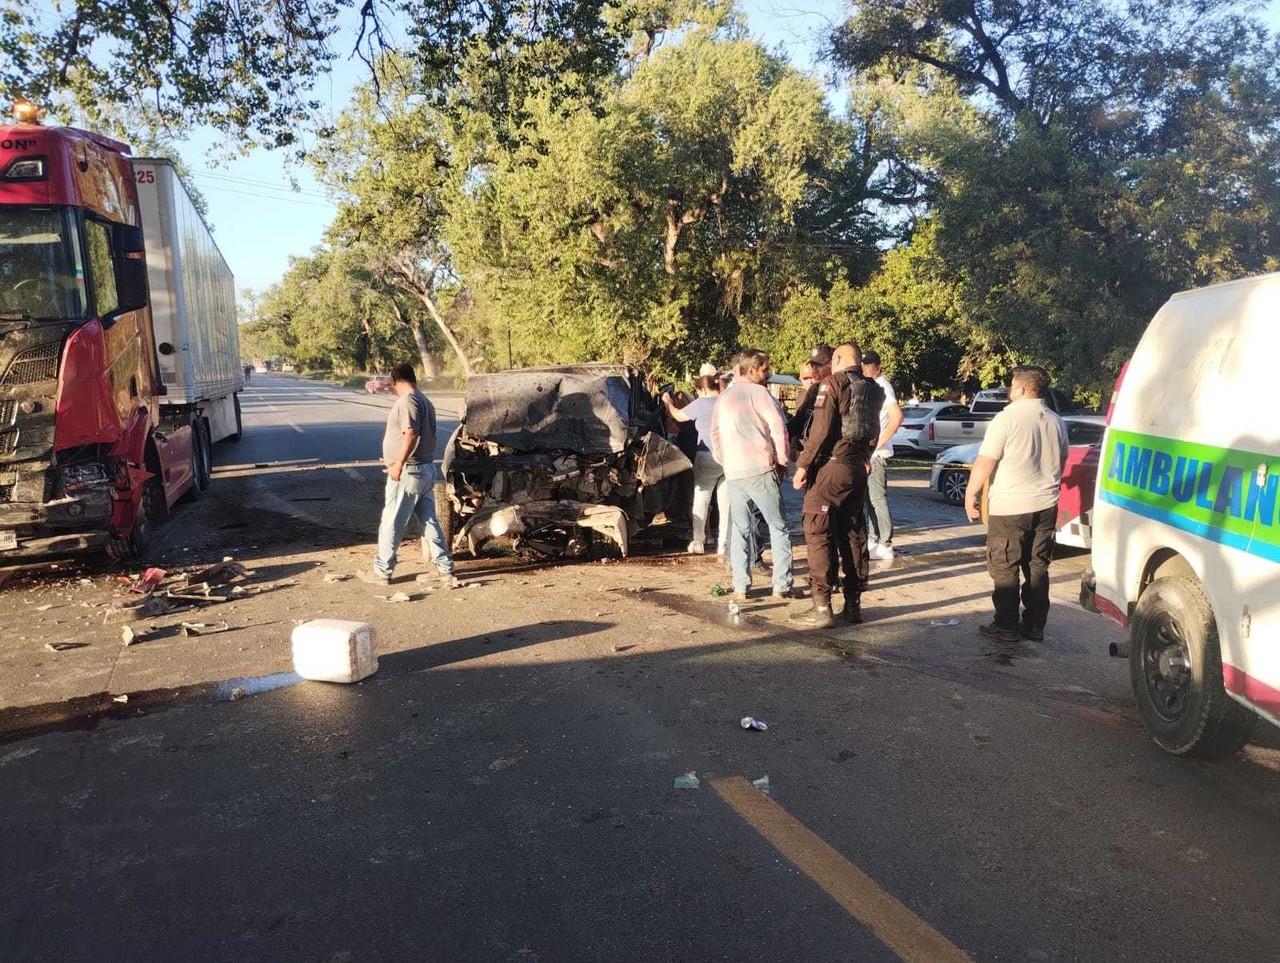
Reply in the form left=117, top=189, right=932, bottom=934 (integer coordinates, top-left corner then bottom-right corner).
left=359, top=362, right=456, bottom=586
left=963, top=366, right=1067, bottom=642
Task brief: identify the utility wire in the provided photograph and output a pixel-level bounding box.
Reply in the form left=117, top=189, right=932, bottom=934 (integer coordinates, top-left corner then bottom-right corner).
left=191, top=182, right=336, bottom=209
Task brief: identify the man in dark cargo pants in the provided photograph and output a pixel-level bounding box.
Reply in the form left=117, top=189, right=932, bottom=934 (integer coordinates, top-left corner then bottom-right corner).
left=963, top=366, right=1067, bottom=642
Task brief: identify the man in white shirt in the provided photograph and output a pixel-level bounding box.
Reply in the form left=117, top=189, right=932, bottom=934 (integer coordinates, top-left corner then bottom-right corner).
left=861, top=350, right=904, bottom=561
left=963, top=366, right=1068, bottom=643
left=710, top=349, right=795, bottom=600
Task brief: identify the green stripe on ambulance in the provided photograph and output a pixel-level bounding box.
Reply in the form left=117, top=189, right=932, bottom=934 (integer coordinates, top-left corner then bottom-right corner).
left=1100, top=429, right=1280, bottom=560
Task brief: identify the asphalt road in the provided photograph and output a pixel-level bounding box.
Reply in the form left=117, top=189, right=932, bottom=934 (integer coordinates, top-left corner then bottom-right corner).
left=4, top=374, right=1280, bottom=962
left=226, top=372, right=463, bottom=466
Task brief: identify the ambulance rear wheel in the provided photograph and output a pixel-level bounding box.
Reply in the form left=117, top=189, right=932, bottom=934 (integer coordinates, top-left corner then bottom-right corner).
left=1129, top=576, right=1255, bottom=758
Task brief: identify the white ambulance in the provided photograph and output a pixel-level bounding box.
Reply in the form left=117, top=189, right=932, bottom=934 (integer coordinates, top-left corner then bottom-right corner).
left=1083, top=272, right=1280, bottom=757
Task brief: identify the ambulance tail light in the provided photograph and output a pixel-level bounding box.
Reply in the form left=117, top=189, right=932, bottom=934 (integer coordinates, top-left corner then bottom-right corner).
left=1105, top=361, right=1129, bottom=425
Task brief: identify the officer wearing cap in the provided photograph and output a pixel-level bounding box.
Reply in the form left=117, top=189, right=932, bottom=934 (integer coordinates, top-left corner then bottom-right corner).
left=788, top=343, right=833, bottom=443
left=790, top=342, right=883, bottom=627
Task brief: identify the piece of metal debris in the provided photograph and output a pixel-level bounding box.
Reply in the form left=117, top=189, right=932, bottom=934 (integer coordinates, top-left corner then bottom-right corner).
left=181, top=621, right=230, bottom=637
left=112, top=694, right=129, bottom=704
left=44, top=642, right=80, bottom=652
left=740, top=716, right=769, bottom=732
left=128, top=567, right=167, bottom=595
left=752, top=775, right=771, bottom=795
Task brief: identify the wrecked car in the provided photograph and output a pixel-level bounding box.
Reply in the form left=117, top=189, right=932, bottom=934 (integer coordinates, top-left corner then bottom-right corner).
left=436, top=365, right=692, bottom=558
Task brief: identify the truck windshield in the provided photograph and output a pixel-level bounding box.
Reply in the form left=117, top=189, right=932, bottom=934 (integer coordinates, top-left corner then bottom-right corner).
left=0, top=208, right=87, bottom=320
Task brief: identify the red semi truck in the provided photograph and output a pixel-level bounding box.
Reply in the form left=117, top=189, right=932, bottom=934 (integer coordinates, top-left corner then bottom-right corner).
left=0, top=100, right=242, bottom=562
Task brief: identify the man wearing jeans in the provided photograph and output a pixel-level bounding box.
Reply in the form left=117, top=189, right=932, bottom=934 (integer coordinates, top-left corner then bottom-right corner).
left=963, top=366, right=1067, bottom=642
left=359, top=363, right=457, bottom=587
left=710, top=349, right=794, bottom=600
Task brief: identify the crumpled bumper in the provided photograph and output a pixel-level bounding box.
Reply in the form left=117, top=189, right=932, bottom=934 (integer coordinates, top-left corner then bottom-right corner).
left=457, top=500, right=631, bottom=557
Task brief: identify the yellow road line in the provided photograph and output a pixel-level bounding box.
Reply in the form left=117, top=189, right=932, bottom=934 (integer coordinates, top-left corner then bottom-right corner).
left=710, top=777, right=972, bottom=963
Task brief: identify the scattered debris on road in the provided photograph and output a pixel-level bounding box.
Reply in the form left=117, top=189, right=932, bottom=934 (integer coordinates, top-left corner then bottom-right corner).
left=740, top=716, right=769, bottom=731
left=929, top=619, right=961, bottom=627
left=121, top=626, right=139, bottom=646
left=673, top=771, right=701, bottom=790
left=323, top=573, right=350, bottom=583
left=229, top=687, right=246, bottom=701
left=43, top=642, right=81, bottom=652
left=129, top=567, right=167, bottom=595
left=111, top=694, right=129, bottom=704
left=387, top=592, right=412, bottom=603
left=181, top=621, right=229, bottom=637
left=752, top=775, right=771, bottom=794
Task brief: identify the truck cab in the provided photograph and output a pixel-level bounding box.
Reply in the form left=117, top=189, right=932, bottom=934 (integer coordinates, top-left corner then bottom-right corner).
left=0, top=101, right=195, bottom=560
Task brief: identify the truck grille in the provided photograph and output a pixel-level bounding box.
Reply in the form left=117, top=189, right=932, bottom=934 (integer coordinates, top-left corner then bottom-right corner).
left=0, top=399, right=14, bottom=426
left=1, top=343, right=59, bottom=386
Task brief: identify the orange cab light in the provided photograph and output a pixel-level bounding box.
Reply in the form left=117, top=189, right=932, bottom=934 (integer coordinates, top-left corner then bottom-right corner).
left=13, top=99, right=41, bottom=124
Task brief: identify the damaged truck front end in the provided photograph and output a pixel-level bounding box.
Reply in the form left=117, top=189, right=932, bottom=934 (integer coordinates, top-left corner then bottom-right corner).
left=439, top=365, right=691, bottom=559
left=0, top=321, right=117, bottom=558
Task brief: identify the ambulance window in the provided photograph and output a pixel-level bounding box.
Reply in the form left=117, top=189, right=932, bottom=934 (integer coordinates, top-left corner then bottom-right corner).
left=84, top=220, right=119, bottom=318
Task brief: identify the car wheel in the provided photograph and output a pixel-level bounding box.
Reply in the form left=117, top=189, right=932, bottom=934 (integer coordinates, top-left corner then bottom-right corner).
left=1128, top=576, right=1255, bottom=758
left=939, top=468, right=968, bottom=505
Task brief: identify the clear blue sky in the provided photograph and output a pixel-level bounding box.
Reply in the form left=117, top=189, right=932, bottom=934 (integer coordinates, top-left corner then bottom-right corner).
left=155, top=0, right=1277, bottom=301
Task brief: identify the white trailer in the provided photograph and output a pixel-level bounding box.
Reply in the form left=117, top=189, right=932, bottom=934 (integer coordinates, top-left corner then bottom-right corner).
left=134, top=158, right=244, bottom=460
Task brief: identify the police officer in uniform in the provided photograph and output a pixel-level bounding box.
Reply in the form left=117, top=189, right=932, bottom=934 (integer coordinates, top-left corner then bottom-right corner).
left=790, top=342, right=884, bottom=627
left=788, top=343, right=833, bottom=446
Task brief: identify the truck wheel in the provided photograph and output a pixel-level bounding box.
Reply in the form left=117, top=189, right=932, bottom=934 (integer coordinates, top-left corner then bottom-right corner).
left=940, top=468, right=968, bottom=505
left=226, top=394, right=243, bottom=443
left=1128, top=576, right=1255, bottom=758
left=185, top=419, right=211, bottom=499
left=106, top=477, right=165, bottom=563
left=434, top=479, right=456, bottom=553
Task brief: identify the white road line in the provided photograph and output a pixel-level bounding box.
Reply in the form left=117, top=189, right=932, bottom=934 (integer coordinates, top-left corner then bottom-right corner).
left=288, top=422, right=305, bottom=434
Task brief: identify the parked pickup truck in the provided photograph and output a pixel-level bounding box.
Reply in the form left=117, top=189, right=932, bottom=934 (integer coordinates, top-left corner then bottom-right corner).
left=921, top=390, right=1010, bottom=453
left=922, top=387, right=1077, bottom=453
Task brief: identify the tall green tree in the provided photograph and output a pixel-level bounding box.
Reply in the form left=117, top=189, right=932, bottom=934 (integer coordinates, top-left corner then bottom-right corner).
left=2, top=0, right=619, bottom=148
left=832, top=0, right=1280, bottom=397
left=448, top=11, right=877, bottom=374
left=313, top=71, right=475, bottom=376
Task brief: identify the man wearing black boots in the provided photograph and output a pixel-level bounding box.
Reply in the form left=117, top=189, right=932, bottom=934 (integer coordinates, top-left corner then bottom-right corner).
left=790, top=343, right=883, bottom=627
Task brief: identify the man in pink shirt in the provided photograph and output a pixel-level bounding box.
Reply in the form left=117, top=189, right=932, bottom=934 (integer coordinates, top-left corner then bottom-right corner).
left=711, top=349, right=795, bottom=600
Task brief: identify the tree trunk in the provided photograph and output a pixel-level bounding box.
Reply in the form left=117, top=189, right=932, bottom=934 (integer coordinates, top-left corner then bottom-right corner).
left=389, top=298, right=441, bottom=381
left=387, top=252, right=474, bottom=378
left=417, top=290, right=473, bottom=378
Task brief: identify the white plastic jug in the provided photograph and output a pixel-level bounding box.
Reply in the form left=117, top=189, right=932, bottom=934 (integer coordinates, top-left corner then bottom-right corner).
left=291, top=619, right=378, bottom=683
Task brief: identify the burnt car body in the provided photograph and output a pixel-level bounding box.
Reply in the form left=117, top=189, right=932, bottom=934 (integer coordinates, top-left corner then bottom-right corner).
left=437, top=365, right=692, bottom=558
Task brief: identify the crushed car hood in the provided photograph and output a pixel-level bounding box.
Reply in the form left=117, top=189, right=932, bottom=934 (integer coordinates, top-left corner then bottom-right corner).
left=463, top=365, right=639, bottom=455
